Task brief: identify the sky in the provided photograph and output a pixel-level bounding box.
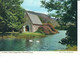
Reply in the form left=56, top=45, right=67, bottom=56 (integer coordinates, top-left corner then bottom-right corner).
left=21, top=0, right=49, bottom=14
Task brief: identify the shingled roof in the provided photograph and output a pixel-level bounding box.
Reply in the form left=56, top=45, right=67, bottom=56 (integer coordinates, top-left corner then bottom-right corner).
left=27, top=12, right=42, bottom=25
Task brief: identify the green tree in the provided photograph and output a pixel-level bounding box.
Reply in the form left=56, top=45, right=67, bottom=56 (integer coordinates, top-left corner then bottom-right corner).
left=0, top=0, right=26, bottom=33
left=60, top=25, right=77, bottom=46
left=41, top=0, right=77, bottom=45
left=41, top=0, right=77, bottom=24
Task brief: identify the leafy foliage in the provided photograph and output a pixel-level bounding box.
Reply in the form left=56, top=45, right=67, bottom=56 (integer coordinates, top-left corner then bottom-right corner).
left=41, top=0, right=77, bottom=24
left=60, top=25, right=77, bottom=45
left=0, top=0, right=25, bottom=32
left=41, top=0, right=77, bottom=45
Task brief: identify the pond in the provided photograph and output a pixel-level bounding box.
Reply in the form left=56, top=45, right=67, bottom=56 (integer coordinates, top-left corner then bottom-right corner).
left=0, top=30, right=67, bottom=51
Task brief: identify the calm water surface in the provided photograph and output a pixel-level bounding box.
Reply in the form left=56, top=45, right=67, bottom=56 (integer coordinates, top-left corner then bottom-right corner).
left=0, top=30, right=67, bottom=51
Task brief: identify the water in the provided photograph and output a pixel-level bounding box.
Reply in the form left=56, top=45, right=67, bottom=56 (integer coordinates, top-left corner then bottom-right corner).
left=0, top=30, right=67, bottom=51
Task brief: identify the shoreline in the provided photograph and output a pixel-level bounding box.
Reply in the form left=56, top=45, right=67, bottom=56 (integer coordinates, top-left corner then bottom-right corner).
left=0, top=32, right=46, bottom=39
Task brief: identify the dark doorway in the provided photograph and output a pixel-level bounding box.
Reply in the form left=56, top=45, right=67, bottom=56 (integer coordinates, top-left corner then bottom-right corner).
left=25, top=25, right=29, bottom=31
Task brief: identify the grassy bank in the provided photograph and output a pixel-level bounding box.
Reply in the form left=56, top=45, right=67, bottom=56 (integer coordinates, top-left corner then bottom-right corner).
left=57, top=45, right=77, bottom=51
left=0, top=32, right=46, bottom=39
left=17, top=32, right=45, bottom=38
left=64, top=45, right=77, bottom=51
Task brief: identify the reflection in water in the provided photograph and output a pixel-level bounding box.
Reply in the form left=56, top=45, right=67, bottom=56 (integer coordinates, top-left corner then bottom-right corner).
left=0, top=39, right=26, bottom=51
left=0, top=30, right=67, bottom=51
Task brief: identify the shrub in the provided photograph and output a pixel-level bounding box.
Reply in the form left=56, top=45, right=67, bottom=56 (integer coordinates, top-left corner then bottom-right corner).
left=36, top=23, right=58, bottom=35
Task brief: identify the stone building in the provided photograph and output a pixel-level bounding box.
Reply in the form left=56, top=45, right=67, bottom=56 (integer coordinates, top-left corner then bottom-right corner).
left=22, top=11, right=42, bottom=32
